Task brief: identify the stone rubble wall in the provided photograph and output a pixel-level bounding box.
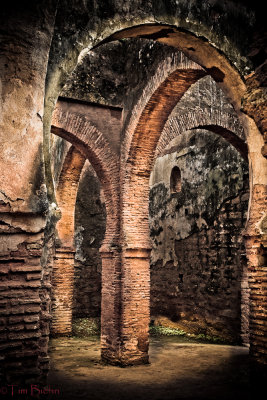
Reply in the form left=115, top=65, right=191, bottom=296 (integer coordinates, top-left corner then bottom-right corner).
left=149, top=129, right=249, bottom=343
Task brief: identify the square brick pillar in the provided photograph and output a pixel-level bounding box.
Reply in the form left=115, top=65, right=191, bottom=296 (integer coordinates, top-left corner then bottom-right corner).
left=120, top=247, right=151, bottom=365
left=51, top=248, right=75, bottom=336
left=100, top=245, right=150, bottom=365
left=100, top=246, right=122, bottom=364
left=100, top=246, right=150, bottom=365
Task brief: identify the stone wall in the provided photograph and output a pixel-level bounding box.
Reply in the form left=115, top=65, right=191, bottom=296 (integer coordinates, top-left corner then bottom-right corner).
left=149, top=129, right=249, bottom=343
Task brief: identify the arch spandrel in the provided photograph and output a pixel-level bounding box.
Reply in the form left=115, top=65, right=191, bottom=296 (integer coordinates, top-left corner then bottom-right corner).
left=51, top=104, right=121, bottom=247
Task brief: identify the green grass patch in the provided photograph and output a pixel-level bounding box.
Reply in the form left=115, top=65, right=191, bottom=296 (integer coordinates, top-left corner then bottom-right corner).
left=72, top=318, right=230, bottom=345
left=72, top=318, right=100, bottom=338
left=149, top=324, right=228, bottom=344
left=150, top=325, right=186, bottom=337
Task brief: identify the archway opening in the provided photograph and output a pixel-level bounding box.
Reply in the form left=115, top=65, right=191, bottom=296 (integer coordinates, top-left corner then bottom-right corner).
left=49, top=35, right=253, bottom=363
left=42, top=11, right=266, bottom=373
left=1, top=1, right=266, bottom=390
left=72, top=161, right=106, bottom=337
left=45, top=33, right=256, bottom=398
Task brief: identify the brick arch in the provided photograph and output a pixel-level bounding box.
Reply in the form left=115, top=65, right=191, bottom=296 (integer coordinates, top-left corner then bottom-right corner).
left=155, top=110, right=248, bottom=162
left=101, top=34, right=267, bottom=368
left=45, top=20, right=267, bottom=367
left=117, top=46, right=264, bottom=366
left=121, top=52, right=205, bottom=164
left=56, top=146, right=86, bottom=249
left=51, top=106, right=120, bottom=248
left=45, top=19, right=266, bottom=241
left=44, top=19, right=254, bottom=205
left=52, top=146, right=86, bottom=335
left=51, top=108, right=122, bottom=349
left=121, top=64, right=206, bottom=248
left=117, top=61, right=208, bottom=365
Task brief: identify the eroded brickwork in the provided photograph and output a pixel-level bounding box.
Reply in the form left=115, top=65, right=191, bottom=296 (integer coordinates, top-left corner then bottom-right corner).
left=0, top=1, right=56, bottom=383
left=0, top=228, right=50, bottom=383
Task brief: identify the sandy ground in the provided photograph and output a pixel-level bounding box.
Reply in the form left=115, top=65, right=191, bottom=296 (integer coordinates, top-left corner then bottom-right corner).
left=45, top=336, right=255, bottom=400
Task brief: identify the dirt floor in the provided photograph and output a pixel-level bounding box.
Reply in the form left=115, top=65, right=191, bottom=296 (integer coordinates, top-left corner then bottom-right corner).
left=46, top=336, right=255, bottom=400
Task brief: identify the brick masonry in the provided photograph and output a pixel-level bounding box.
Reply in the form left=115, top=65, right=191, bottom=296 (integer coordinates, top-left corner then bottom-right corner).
left=73, top=163, right=106, bottom=319
left=71, top=128, right=250, bottom=346
left=50, top=66, right=265, bottom=367
left=0, top=3, right=266, bottom=382
left=0, top=227, right=51, bottom=383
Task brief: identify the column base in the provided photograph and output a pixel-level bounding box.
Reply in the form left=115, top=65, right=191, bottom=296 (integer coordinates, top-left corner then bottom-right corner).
left=101, top=353, right=149, bottom=366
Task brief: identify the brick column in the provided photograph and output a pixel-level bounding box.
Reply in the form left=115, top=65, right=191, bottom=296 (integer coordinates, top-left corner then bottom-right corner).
left=120, top=247, right=151, bottom=365
left=100, top=246, right=122, bottom=364
left=100, top=246, right=151, bottom=366
left=51, top=248, right=75, bottom=336
left=0, top=219, right=51, bottom=383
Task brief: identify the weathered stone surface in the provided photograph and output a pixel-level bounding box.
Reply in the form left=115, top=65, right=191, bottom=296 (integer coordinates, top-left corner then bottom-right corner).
left=0, top=1, right=55, bottom=213
left=149, top=129, right=249, bottom=343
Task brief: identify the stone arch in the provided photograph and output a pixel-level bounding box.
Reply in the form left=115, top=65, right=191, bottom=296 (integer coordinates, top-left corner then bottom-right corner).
left=45, top=17, right=266, bottom=253
left=118, top=46, right=265, bottom=366
left=45, top=19, right=266, bottom=246
left=44, top=17, right=257, bottom=205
